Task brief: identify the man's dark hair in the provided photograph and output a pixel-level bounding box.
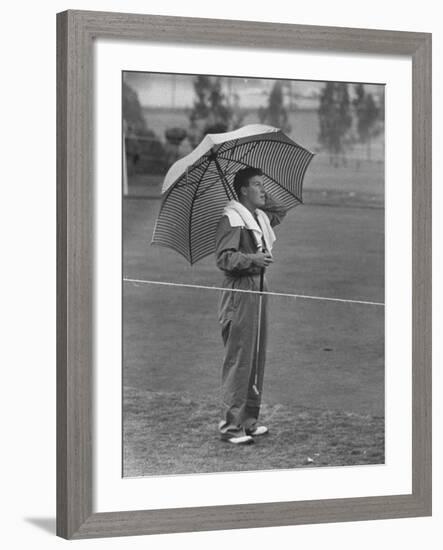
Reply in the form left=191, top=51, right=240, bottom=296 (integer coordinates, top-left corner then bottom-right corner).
left=233, top=167, right=263, bottom=199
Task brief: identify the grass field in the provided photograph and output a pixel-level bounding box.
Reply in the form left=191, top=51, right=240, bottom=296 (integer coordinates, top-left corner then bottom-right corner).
left=124, top=388, right=384, bottom=476
left=123, top=154, right=385, bottom=477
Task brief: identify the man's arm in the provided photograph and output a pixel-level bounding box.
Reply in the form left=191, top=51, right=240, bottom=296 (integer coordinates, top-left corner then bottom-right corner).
left=262, top=193, right=289, bottom=228
left=215, top=216, right=272, bottom=275
left=215, top=216, right=255, bottom=275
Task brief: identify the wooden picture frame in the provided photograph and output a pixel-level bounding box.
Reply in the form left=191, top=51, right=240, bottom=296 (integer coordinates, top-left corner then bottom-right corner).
left=56, top=9, right=432, bottom=539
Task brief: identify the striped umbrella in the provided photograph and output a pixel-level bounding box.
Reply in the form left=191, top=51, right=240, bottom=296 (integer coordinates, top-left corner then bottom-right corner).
left=151, top=124, right=314, bottom=264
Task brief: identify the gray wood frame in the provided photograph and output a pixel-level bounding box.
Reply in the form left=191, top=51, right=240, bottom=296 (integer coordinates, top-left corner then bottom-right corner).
left=56, top=9, right=432, bottom=539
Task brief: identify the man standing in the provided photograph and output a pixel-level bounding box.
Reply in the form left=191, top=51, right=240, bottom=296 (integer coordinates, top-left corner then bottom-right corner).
left=215, top=167, right=287, bottom=444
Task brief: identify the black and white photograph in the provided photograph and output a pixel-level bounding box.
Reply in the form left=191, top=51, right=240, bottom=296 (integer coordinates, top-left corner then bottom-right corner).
left=122, top=71, right=385, bottom=477
left=1, top=0, right=438, bottom=545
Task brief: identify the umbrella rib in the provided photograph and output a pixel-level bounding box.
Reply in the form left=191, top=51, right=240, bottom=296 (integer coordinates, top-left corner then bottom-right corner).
left=222, top=138, right=239, bottom=174
left=219, top=137, right=313, bottom=160
left=215, top=157, right=237, bottom=200
left=188, top=159, right=213, bottom=264
left=217, top=136, right=265, bottom=156
left=218, top=139, right=262, bottom=167
left=172, top=157, right=210, bottom=189
left=151, top=240, right=194, bottom=264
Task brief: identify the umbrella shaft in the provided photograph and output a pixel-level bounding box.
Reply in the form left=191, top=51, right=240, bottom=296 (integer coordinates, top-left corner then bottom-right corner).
left=253, top=268, right=265, bottom=393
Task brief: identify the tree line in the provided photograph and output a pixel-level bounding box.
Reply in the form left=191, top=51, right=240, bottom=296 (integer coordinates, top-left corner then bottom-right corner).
left=318, top=82, right=384, bottom=166
left=187, top=77, right=384, bottom=165
left=123, top=76, right=384, bottom=176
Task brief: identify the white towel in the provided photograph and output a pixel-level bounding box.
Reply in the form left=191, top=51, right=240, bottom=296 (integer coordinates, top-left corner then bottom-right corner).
left=222, top=200, right=276, bottom=253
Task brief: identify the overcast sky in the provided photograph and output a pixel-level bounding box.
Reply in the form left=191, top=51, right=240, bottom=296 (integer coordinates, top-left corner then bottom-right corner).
left=124, top=72, right=384, bottom=110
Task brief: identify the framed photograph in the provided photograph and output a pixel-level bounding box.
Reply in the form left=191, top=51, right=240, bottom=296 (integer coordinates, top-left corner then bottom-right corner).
left=57, top=10, right=431, bottom=539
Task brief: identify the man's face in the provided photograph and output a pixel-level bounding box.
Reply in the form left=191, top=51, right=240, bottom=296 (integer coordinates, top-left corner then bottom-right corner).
left=241, top=175, right=266, bottom=209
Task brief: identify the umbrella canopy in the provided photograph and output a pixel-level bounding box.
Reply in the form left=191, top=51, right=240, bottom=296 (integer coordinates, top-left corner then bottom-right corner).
left=151, top=124, right=314, bottom=264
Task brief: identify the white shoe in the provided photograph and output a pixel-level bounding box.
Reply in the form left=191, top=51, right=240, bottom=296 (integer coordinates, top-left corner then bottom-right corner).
left=247, top=425, right=269, bottom=436
left=225, top=434, right=254, bottom=444
left=218, top=421, right=256, bottom=444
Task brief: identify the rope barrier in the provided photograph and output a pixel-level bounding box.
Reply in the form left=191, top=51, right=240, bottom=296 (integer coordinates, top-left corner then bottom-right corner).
left=123, top=277, right=384, bottom=307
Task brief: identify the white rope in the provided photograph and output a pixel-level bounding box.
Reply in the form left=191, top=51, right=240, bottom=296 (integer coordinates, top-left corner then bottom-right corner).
left=123, top=277, right=384, bottom=307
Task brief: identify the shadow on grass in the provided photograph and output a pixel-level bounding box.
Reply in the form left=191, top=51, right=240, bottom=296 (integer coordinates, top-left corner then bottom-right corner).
left=123, top=387, right=384, bottom=477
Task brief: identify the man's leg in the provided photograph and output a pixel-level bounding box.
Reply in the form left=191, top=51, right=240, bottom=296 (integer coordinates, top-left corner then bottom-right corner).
left=242, top=293, right=268, bottom=434
left=219, top=291, right=258, bottom=441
